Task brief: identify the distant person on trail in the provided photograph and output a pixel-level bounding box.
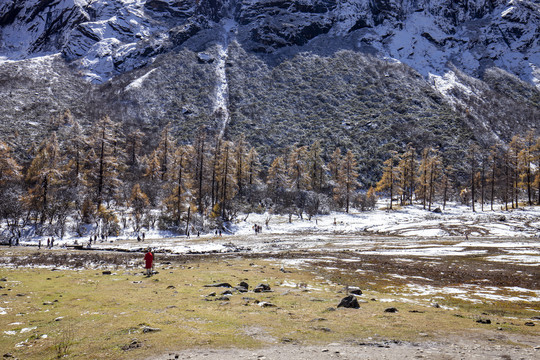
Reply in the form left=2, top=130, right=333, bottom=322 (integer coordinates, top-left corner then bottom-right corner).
left=144, top=249, right=154, bottom=276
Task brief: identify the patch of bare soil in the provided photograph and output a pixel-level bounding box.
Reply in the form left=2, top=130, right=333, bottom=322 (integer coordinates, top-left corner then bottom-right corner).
left=148, top=333, right=539, bottom=360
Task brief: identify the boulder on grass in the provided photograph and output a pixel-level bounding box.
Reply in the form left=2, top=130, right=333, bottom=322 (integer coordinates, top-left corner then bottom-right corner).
left=253, top=283, right=271, bottom=293
left=203, top=282, right=232, bottom=288
left=337, top=295, right=360, bottom=309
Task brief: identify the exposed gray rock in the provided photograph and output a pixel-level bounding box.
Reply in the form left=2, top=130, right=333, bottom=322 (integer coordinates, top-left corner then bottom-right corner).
left=204, top=282, right=232, bottom=288
left=253, top=283, right=271, bottom=293
left=337, top=295, right=360, bottom=309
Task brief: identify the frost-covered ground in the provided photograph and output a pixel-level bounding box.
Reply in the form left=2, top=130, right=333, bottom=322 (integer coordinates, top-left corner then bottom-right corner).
left=15, top=202, right=539, bottom=308
left=16, top=202, right=540, bottom=255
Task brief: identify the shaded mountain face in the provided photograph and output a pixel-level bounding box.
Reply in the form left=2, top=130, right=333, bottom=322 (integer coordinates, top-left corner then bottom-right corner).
left=1, top=0, right=539, bottom=84
left=0, top=1, right=539, bottom=181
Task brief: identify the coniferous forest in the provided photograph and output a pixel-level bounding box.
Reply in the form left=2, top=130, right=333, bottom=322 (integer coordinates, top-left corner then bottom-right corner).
left=1, top=110, right=539, bottom=244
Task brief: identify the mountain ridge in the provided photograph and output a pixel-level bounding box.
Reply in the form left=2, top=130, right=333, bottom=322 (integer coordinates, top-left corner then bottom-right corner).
left=0, top=0, right=539, bottom=182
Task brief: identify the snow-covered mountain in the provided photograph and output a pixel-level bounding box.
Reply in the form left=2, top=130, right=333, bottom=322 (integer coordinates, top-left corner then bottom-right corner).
left=0, top=1, right=539, bottom=180
left=1, top=0, right=539, bottom=85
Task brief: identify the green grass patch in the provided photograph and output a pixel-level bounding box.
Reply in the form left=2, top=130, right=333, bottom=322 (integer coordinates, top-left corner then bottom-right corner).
left=0, top=249, right=538, bottom=359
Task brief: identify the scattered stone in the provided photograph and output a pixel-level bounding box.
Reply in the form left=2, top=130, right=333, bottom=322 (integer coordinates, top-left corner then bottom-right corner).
left=431, top=302, right=440, bottom=308
left=166, top=285, right=175, bottom=289
left=235, top=286, right=248, bottom=293
left=409, top=310, right=425, bottom=313
left=54, top=317, right=64, bottom=321
left=310, top=318, right=327, bottom=322
left=281, top=338, right=293, bottom=343
left=221, top=290, right=233, bottom=295
left=43, top=301, right=54, bottom=306
left=531, top=316, right=540, bottom=320
left=524, top=322, right=535, bottom=327
left=384, top=307, right=398, bottom=313
left=325, top=307, right=336, bottom=312
left=102, top=271, right=112, bottom=275
left=0, top=278, right=6, bottom=282
left=337, top=295, right=360, bottom=309
left=16, top=294, right=26, bottom=297
left=498, top=216, right=506, bottom=222
left=348, top=287, right=362, bottom=296
left=476, top=319, right=491, bottom=324
left=312, top=326, right=331, bottom=332
left=142, top=326, right=161, bottom=333
left=322, top=349, right=329, bottom=353
left=258, top=301, right=276, bottom=307
left=204, top=282, right=232, bottom=288
left=253, top=283, right=271, bottom=293
left=238, top=281, right=249, bottom=289
left=206, top=292, right=216, bottom=297
left=3, top=353, right=14, bottom=358
left=122, top=339, right=143, bottom=351
left=216, top=296, right=230, bottom=301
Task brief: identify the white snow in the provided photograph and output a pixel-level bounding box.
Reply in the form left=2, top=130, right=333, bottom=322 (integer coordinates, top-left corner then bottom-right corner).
left=125, top=68, right=157, bottom=91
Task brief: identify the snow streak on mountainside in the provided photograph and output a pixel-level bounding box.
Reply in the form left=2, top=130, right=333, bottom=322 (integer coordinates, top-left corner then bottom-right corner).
left=0, top=0, right=539, bottom=86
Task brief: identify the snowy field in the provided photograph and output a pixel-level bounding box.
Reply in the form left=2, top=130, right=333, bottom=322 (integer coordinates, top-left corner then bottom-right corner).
left=8, top=202, right=539, bottom=308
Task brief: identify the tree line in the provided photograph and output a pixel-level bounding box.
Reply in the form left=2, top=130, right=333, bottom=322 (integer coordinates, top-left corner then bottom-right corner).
left=0, top=111, right=539, bottom=242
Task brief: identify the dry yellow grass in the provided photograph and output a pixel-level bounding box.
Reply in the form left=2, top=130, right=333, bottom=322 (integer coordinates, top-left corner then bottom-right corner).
left=0, top=249, right=538, bottom=359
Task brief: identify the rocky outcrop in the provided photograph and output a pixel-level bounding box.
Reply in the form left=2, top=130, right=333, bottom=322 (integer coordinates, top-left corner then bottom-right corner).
left=1, top=1, right=538, bottom=85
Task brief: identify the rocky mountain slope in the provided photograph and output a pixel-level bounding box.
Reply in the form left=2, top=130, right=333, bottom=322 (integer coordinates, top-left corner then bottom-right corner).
left=0, top=0, right=539, bottom=179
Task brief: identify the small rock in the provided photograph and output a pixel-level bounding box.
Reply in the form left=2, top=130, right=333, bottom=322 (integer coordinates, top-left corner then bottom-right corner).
left=3, top=353, right=14, bottom=358
left=142, top=326, right=161, bottom=333
left=166, top=285, right=175, bottom=289
left=253, top=283, right=271, bottom=293
left=0, top=278, right=7, bottom=282
left=238, top=281, right=249, bottom=289
left=337, top=295, right=360, bottom=309
left=43, top=301, right=54, bottom=306
left=325, top=307, right=336, bottom=312
left=524, top=322, right=535, bottom=327
left=221, top=290, right=233, bottom=295
left=476, top=319, right=491, bottom=324
left=258, top=301, right=276, bottom=307
left=384, top=307, right=398, bottom=313
left=431, top=302, right=440, bottom=308
left=349, top=288, right=362, bottom=296
left=203, top=282, right=232, bottom=288
left=207, top=292, right=216, bottom=297
left=313, top=326, right=331, bottom=332
left=54, top=317, right=64, bottom=321
left=216, top=296, right=230, bottom=301
left=102, top=271, right=112, bottom=275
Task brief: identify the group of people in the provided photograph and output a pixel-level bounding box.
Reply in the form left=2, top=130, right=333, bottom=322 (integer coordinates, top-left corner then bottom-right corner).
left=136, top=233, right=146, bottom=242
left=253, top=224, right=263, bottom=234
left=38, top=237, right=55, bottom=249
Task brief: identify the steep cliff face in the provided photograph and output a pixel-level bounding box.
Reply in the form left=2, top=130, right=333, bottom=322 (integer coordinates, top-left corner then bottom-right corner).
left=0, top=1, right=538, bottom=175
left=1, top=0, right=538, bottom=85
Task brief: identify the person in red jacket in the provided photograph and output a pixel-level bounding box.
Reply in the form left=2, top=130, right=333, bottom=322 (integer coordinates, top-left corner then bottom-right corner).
left=144, top=249, right=154, bottom=276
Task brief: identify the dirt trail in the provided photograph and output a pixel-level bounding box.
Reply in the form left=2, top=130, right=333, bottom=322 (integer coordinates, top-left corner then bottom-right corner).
left=148, top=336, right=540, bottom=360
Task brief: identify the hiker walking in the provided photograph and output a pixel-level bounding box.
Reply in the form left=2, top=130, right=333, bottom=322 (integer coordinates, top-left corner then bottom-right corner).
left=144, top=249, right=154, bottom=276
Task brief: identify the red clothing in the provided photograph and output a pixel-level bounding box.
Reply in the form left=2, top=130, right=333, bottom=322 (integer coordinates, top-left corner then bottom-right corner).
left=144, top=252, right=153, bottom=269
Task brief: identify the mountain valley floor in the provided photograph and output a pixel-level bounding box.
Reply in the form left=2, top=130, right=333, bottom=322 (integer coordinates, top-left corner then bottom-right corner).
left=1, top=204, right=539, bottom=359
